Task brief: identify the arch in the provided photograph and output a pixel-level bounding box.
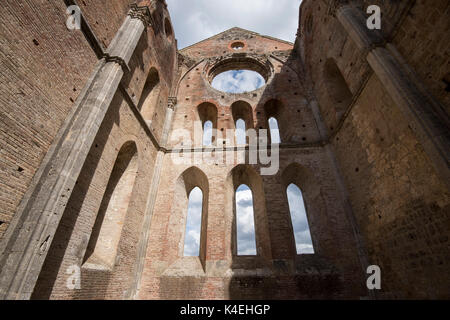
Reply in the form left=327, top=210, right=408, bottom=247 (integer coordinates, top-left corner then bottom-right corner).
left=323, top=58, right=353, bottom=119
left=203, top=120, right=213, bottom=146
left=170, top=167, right=209, bottom=268
left=183, top=187, right=204, bottom=256
left=197, top=102, right=218, bottom=145
left=137, top=67, right=161, bottom=123
left=164, top=17, right=173, bottom=40
left=235, top=119, right=246, bottom=145
left=83, top=141, right=138, bottom=270
left=264, top=99, right=284, bottom=143
left=286, top=183, right=314, bottom=254
left=305, top=14, right=313, bottom=35
left=231, top=101, right=254, bottom=132
left=235, top=184, right=257, bottom=255
left=207, top=56, right=271, bottom=85
left=226, top=165, right=272, bottom=261
left=281, top=163, right=320, bottom=255
left=268, top=117, right=281, bottom=144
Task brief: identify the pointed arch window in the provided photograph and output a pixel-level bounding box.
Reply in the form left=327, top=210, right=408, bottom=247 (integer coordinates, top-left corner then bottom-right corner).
left=268, top=117, right=281, bottom=144
left=235, top=184, right=257, bottom=255
left=198, top=102, right=217, bottom=146
left=286, top=183, right=314, bottom=254
left=183, top=187, right=203, bottom=256
left=203, top=121, right=213, bottom=146
left=137, top=68, right=161, bottom=123
left=236, top=118, right=246, bottom=145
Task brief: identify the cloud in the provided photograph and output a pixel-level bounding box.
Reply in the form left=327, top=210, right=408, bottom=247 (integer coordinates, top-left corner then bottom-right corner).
left=286, top=184, right=314, bottom=254
left=268, top=118, right=281, bottom=143
left=236, top=185, right=257, bottom=255
left=183, top=187, right=203, bottom=256
left=166, top=0, right=303, bottom=49
left=212, top=70, right=264, bottom=93
left=203, top=121, right=213, bottom=145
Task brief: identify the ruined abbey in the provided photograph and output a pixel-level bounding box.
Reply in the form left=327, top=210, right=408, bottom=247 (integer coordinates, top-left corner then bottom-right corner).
left=0, top=0, right=449, bottom=300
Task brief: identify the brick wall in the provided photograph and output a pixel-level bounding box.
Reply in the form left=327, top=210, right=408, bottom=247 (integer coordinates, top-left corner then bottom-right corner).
left=300, top=0, right=450, bottom=298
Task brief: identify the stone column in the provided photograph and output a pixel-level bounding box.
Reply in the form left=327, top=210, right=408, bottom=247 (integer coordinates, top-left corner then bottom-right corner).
left=335, top=4, right=450, bottom=189
left=128, top=96, right=177, bottom=299
left=0, top=4, right=151, bottom=300
left=161, top=97, right=177, bottom=147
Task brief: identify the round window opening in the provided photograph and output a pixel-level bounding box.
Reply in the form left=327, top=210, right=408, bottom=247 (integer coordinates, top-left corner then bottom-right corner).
left=211, top=70, right=266, bottom=94
left=231, top=41, right=245, bottom=50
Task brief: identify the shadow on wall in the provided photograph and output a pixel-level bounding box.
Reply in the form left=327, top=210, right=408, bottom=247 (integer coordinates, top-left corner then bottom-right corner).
left=223, top=48, right=355, bottom=299
left=30, top=97, right=134, bottom=299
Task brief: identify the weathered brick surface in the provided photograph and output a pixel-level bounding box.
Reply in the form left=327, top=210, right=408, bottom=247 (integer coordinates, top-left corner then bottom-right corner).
left=1, top=0, right=448, bottom=300
left=300, top=0, right=450, bottom=299
left=0, top=0, right=97, bottom=239
left=332, top=74, right=450, bottom=298
left=137, top=28, right=366, bottom=299
left=138, top=150, right=365, bottom=299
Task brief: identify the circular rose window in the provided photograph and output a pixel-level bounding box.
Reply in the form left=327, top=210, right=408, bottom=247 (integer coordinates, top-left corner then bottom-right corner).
left=231, top=41, right=245, bottom=50
left=211, top=70, right=265, bottom=93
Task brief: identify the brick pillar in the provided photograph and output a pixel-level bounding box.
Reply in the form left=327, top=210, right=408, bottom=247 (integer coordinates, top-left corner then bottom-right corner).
left=0, top=4, right=151, bottom=300
left=335, top=4, right=450, bottom=190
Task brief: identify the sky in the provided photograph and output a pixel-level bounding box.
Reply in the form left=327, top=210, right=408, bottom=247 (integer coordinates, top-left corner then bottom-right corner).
left=268, top=118, right=281, bottom=144
left=183, top=187, right=203, bottom=256
left=286, top=183, right=314, bottom=254
left=183, top=184, right=314, bottom=257
left=211, top=70, right=265, bottom=94
left=166, top=0, right=303, bottom=49
left=236, top=184, right=257, bottom=255
left=175, top=0, right=310, bottom=257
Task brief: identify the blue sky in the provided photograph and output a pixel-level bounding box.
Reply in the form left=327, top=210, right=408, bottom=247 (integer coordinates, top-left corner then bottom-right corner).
left=211, top=70, right=265, bottom=93
left=183, top=187, right=203, bottom=256
left=176, top=1, right=312, bottom=257
left=286, top=184, right=314, bottom=254
left=183, top=185, right=314, bottom=256
left=166, top=0, right=303, bottom=49
left=166, top=0, right=303, bottom=95
left=236, top=184, right=257, bottom=255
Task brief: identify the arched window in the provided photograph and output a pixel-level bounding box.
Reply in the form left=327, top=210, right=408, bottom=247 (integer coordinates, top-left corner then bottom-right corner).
left=264, top=99, right=284, bottom=143
left=198, top=102, right=218, bottom=146
left=268, top=117, right=281, bottom=144
left=83, top=142, right=138, bottom=270
left=286, top=183, right=314, bottom=254
left=235, top=118, right=246, bottom=145
left=203, top=120, right=213, bottom=146
left=137, top=68, right=161, bottom=123
left=236, top=184, right=257, bottom=255
left=324, top=58, right=352, bottom=119
left=183, top=187, right=203, bottom=256
left=231, top=100, right=254, bottom=145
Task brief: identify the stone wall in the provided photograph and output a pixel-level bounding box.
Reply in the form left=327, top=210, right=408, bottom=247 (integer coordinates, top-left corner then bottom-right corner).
left=299, top=0, right=450, bottom=299
left=137, top=28, right=366, bottom=299
left=0, top=0, right=177, bottom=299
left=0, top=0, right=448, bottom=300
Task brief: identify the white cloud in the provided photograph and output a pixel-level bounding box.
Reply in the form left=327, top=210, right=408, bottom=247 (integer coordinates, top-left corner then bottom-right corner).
left=183, top=187, right=203, bottom=256
left=286, top=184, right=314, bottom=254
left=203, top=121, right=213, bottom=145
left=268, top=117, right=281, bottom=143
left=212, top=70, right=264, bottom=94
left=236, top=185, right=257, bottom=255
left=166, top=0, right=303, bottom=49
